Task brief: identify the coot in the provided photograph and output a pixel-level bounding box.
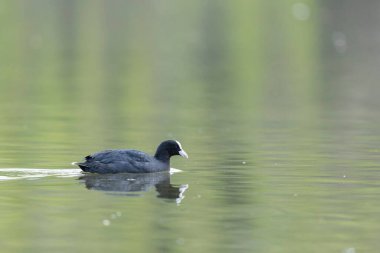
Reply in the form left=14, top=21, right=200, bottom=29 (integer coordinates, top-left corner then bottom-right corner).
left=73, top=140, right=188, bottom=174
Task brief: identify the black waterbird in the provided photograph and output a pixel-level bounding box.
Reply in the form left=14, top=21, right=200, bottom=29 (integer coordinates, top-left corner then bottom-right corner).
left=73, top=140, right=188, bottom=174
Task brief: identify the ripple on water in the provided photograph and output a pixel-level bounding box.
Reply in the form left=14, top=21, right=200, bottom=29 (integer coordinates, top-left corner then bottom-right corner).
left=0, top=168, right=183, bottom=181
left=0, top=168, right=83, bottom=181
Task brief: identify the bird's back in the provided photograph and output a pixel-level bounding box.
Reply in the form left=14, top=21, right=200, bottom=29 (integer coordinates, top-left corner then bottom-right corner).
left=77, top=149, right=168, bottom=173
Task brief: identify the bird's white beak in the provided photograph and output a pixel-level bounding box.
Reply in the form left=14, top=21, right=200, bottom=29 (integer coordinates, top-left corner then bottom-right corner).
left=179, top=149, right=189, bottom=159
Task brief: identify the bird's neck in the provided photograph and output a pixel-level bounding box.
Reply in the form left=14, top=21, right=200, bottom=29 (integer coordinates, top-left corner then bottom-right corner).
left=154, top=150, right=170, bottom=163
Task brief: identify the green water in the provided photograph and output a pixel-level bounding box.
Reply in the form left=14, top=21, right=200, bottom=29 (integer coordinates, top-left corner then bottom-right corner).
left=1, top=1, right=380, bottom=252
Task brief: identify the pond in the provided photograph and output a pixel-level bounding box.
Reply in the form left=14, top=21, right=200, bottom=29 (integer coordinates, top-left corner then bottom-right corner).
left=0, top=1, right=380, bottom=253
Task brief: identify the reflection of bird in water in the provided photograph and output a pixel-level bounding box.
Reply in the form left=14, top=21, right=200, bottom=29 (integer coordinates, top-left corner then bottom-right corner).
left=78, top=172, right=188, bottom=204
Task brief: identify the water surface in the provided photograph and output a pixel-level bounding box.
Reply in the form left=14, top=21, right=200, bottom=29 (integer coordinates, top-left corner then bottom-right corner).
left=1, top=1, right=380, bottom=253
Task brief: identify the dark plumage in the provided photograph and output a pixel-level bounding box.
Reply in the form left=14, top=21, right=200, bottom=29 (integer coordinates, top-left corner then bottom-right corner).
left=73, top=140, right=188, bottom=174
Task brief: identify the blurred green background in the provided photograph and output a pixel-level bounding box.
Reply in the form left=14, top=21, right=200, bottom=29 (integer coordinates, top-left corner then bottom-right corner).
left=1, top=1, right=380, bottom=253
left=0, top=0, right=379, bottom=165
